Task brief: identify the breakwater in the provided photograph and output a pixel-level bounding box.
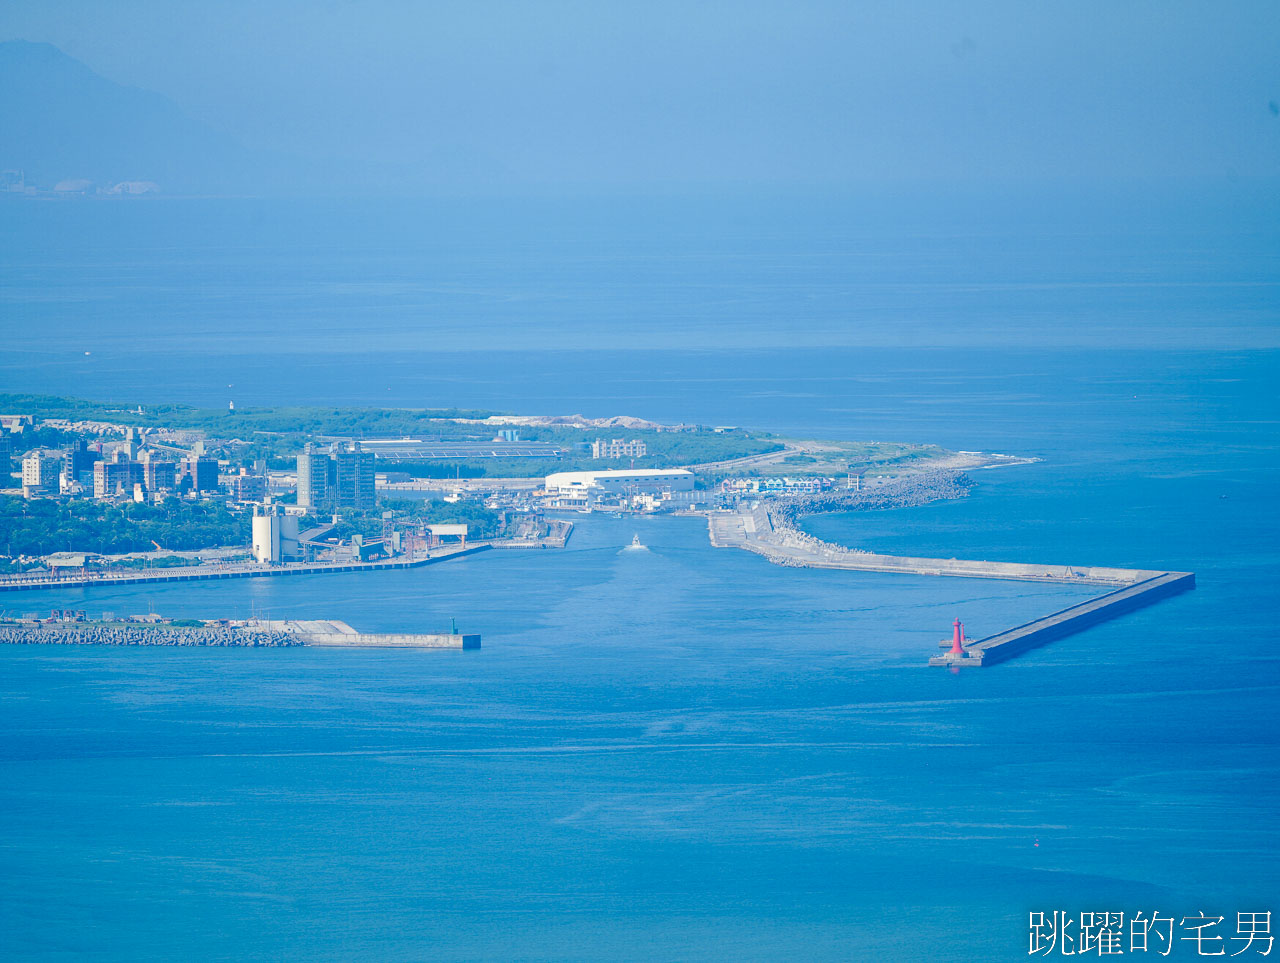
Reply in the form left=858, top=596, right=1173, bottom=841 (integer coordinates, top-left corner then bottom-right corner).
left=766, top=470, right=973, bottom=526
left=0, top=624, right=300, bottom=647
left=931, top=572, right=1196, bottom=666
left=706, top=473, right=1195, bottom=666
left=0, top=617, right=480, bottom=649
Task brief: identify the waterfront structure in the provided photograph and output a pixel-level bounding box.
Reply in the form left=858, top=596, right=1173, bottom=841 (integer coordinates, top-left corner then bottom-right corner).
left=21, top=450, right=63, bottom=497
left=591, top=438, right=648, bottom=460
left=703, top=482, right=1196, bottom=668
left=544, top=468, right=694, bottom=497
left=721, top=476, right=830, bottom=496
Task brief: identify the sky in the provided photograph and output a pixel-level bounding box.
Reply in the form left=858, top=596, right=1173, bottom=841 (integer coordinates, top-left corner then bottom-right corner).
left=2, top=0, right=1278, bottom=195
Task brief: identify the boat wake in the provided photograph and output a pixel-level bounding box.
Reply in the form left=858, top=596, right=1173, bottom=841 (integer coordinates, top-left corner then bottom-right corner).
left=620, top=533, right=650, bottom=553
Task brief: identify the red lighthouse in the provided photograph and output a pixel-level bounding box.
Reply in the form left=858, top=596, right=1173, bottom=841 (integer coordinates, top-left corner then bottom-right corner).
left=949, top=618, right=966, bottom=657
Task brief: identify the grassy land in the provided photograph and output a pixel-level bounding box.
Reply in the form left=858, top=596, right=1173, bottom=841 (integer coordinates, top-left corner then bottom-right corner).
left=1, top=393, right=784, bottom=475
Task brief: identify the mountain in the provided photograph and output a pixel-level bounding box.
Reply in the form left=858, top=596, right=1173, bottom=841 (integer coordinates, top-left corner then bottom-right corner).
left=0, top=40, right=265, bottom=193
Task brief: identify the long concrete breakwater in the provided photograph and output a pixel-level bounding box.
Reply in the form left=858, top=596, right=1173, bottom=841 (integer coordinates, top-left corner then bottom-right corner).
left=0, top=623, right=301, bottom=647
left=706, top=474, right=1195, bottom=666
left=928, top=571, right=1195, bottom=667
left=0, top=618, right=480, bottom=649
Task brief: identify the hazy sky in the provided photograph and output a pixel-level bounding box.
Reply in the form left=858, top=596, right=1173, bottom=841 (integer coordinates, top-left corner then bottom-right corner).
left=2, top=1, right=1278, bottom=192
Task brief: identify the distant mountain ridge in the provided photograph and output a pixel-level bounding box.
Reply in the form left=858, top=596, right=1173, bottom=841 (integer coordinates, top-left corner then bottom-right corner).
left=0, top=39, right=265, bottom=193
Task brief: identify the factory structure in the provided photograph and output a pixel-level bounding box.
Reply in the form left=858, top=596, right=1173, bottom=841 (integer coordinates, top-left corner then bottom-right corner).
left=543, top=468, right=697, bottom=510
left=251, top=503, right=301, bottom=564
left=296, top=442, right=377, bottom=511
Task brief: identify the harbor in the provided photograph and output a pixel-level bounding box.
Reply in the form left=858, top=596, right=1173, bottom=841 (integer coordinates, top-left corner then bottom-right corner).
left=707, top=490, right=1196, bottom=667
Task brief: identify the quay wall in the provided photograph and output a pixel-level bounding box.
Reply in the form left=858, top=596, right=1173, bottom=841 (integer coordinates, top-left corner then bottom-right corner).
left=0, top=545, right=493, bottom=593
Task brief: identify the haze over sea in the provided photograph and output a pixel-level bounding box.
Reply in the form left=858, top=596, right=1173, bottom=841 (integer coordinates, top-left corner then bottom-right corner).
left=1, top=197, right=1277, bottom=961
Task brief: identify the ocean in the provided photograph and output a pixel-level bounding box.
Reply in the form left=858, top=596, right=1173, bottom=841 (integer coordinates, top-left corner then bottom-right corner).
left=0, top=197, right=1276, bottom=961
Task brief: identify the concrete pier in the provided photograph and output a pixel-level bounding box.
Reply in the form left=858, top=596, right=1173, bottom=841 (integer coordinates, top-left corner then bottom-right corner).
left=278, top=619, right=480, bottom=649
left=929, top=571, right=1195, bottom=667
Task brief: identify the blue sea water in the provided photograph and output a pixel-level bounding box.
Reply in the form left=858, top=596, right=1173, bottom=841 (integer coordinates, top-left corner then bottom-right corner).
left=0, top=198, right=1277, bottom=961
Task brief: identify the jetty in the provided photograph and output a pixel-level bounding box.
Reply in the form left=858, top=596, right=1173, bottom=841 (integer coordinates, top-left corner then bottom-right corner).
left=707, top=492, right=1194, bottom=667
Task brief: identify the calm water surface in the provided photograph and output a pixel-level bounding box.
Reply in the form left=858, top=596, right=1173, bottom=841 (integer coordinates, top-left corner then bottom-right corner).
left=0, top=200, right=1276, bottom=961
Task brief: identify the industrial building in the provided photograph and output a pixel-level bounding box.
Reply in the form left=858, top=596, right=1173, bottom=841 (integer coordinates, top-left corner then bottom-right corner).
left=590, top=438, right=648, bottom=460
left=251, top=504, right=301, bottom=564
left=352, top=439, right=563, bottom=459
left=296, top=443, right=329, bottom=510
left=296, top=442, right=377, bottom=510
left=544, top=469, right=694, bottom=496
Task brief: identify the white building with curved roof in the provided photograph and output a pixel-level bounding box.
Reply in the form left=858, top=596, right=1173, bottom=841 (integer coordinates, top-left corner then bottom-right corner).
left=544, top=469, right=694, bottom=496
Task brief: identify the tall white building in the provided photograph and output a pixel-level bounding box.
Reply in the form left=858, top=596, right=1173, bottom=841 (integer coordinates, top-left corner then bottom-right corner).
left=591, top=438, right=648, bottom=460
left=21, top=450, right=62, bottom=497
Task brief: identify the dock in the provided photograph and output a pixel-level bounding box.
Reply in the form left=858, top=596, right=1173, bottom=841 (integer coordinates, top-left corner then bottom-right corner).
left=708, top=505, right=1195, bottom=667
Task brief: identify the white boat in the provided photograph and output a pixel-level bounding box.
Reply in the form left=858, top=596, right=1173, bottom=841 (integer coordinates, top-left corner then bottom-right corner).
left=622, top=533, right=648, bottom=552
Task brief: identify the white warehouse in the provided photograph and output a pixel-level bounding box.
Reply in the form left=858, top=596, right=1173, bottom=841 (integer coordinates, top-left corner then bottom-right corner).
left=544, top=469, right=695, bottom=496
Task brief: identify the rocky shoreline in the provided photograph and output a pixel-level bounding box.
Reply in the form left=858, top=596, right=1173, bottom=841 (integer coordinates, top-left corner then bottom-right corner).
left=0, top=625, right=301, bottom=647
left=765, top=470, right=972, bottom=529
